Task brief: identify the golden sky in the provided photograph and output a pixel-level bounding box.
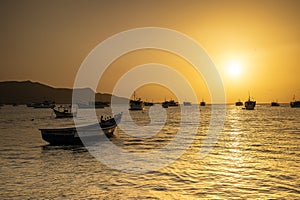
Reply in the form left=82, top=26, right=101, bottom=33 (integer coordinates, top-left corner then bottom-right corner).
left=0, top=0, right=299, bottom=103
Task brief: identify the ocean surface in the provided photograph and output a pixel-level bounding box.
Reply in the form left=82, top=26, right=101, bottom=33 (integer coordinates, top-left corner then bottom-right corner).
left=0, top=104, right=299, bottom=199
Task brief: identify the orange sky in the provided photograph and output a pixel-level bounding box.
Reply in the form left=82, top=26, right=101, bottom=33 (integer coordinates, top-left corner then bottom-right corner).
left=0, top=0, right=299, bottom=103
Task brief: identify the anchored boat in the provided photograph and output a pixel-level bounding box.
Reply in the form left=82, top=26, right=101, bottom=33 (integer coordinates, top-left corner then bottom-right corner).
left=39, top=113, right=122, bottom=145
left=52, top=105, right=76, bottom=118
left=244, top=96, right=256, bottom=110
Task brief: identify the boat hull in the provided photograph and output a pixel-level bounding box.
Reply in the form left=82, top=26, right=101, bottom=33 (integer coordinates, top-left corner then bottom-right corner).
left=40, top=113, right=122, bottom=145
left=40, top=125, right=116, bottom=145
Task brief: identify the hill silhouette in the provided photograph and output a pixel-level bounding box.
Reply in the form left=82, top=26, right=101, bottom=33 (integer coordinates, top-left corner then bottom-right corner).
left=0, top=80, right=127, bottom=104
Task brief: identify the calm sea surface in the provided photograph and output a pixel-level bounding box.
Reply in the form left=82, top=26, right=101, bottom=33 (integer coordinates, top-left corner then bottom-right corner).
left=0, top=104, right=299, bottom=199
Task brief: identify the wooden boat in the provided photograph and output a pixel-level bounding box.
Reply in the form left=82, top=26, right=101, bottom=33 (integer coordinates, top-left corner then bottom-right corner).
left=244, top=96, right=256, bottom=110
left=52, top=105, right=77, bottom=118
left=39, top=113, right=122, bottom=145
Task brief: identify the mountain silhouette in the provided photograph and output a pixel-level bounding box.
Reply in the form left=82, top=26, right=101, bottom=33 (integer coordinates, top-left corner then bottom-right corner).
left=0, top=80, right=127, bottom=104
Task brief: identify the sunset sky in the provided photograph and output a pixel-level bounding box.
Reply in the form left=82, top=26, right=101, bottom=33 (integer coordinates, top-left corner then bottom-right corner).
left=0, top=0, right=299, bottom=103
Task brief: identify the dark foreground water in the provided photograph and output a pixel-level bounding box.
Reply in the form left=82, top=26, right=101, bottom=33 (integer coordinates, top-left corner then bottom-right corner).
left=0, top=104, right=299, bottom=199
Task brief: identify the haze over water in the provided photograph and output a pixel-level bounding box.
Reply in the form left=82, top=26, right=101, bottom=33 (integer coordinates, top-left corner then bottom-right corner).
left=0, top=105, right=299, bottom=199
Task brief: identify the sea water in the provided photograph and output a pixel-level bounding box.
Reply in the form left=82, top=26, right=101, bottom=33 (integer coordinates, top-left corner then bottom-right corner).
left=0, top=104, right=299, bottom=199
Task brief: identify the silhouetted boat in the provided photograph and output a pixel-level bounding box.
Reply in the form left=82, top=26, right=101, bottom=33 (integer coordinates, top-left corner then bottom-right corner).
left=290, top=101, right=300, bottom=108
left=200, top=100, right=206, bottom=106
left=162, top=102, right=168, bottom=108
left=290, top=96, right=300, bottom=108
left=129, top=99, right=144, bottom=110
left=162, top=99, right=179, bottom=107
left=235, top=100, right=243, bottom=106
left=183, top=101, right=192, bottom=106
left=129, top=92, right=144, bottom=110
left=52, top=105, right=77, bottom=118
left=244, top=96, right=256, bottom=110
left=271, top=101, right=280, bottom=107
left=39, top=113, right=122, bottom=145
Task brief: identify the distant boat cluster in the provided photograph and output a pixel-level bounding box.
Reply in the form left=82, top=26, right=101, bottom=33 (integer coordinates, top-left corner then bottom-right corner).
left=235, top=95, right=300, bottom=109
left=1, top=94, right=299, bottom=146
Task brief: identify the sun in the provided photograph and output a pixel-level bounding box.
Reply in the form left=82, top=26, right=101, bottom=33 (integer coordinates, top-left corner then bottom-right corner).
left=227, top=61, right=242, bottom=77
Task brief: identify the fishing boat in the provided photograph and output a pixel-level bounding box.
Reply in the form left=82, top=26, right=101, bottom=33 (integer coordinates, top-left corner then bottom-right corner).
left=129, top=92, right=144, bottom=110
left=39, top=113, right=122, bottom=145
left=129, top=99, right=144, bottom=110
left=235, top=100, right=243, bottom=106
left=52, top=105, right=77, bottom=118
left=244, top=96, right=256, bottom=110
left=183, top=101, right=192, bottom=106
